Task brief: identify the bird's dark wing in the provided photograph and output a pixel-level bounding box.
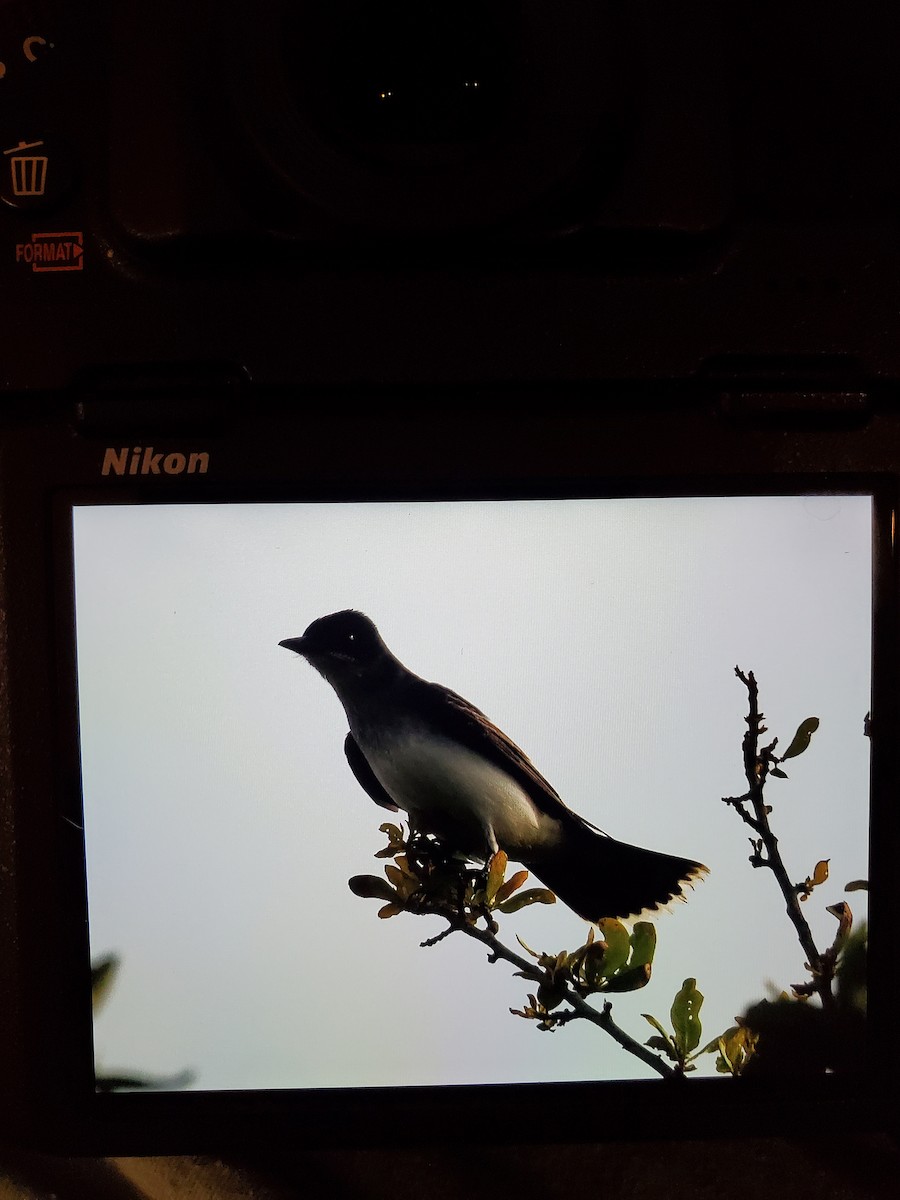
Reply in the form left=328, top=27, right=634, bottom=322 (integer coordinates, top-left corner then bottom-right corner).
left=344, top=732, right=399, bottom=811
left=410, top=678, right=602, bottom=832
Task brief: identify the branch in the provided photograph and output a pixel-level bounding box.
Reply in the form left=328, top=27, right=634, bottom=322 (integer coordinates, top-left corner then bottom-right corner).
left=438, top=917, right=679, bottom=1079
left=724, top=668, right=834, bottom=1010
left=352, top=826, right=679, bottom=1080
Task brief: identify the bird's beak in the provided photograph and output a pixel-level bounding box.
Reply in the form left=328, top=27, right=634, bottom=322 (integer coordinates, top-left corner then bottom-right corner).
left=279, top=636, right=307, bottom=656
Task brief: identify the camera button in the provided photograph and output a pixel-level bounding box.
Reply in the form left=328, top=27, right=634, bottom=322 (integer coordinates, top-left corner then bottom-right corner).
left=0, top=135, right=76, bottom=211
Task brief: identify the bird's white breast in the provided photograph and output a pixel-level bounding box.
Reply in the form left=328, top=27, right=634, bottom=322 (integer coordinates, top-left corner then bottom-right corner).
left=361, top=729, right=552, bottom=855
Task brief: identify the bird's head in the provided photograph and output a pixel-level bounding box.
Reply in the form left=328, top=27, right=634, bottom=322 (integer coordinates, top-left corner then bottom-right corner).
left=279, top=610, right=391, bottom=687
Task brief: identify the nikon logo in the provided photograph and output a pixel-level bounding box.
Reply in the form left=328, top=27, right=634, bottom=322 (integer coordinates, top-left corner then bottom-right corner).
left=102, top=447, right=210, bottom=477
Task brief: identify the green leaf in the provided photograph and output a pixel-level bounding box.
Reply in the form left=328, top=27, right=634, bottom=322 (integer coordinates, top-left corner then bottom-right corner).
left=516, top=934, right=540, bottom=958
left=670, top=978, right=704, bottom=1057
left=713, top=1025, right=758, bottom=1075
left=642, top=1013, right=674, bottom=1049
left=770, top=766, right=788, bottom=779
left=628, top=922, right=657, bottom=970
left=645, top=1036, right=677, bottom=1060
left=644, top=1032, right=680, bottom=1063
left=698, top=1033, right=727, bottom=1057
left=781, top=717, right=820, bottom=761
left=595, top=919, right=631, bottom=977
left=497, top=888, right=557, bottom=913
left=604, top=962, right=652, bottom=992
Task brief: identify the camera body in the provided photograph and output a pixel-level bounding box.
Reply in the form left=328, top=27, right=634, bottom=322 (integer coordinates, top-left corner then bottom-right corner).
left=2, top=0, right=900, bottom=1154
left=0, top=0, right=896, bottom=395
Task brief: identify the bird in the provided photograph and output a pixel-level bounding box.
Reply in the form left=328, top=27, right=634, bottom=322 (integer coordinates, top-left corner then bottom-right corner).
left=279, top=610, right=707, bottom=922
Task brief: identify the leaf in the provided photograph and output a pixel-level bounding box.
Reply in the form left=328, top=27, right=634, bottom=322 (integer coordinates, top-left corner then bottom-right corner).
left=377, top=903, right=403, bottom=918
left=698, top=1033, right=727, bottom=1057
left=644, top=1033, right=680, bottom=1063
left=516, top=934, right=540, bottom=959
left=604, top=962, right=652, bottom=992
left=714, top=1025, right=758, bottom=1075
left=642, top=1013, right=674, bottom=1049
left=348, top=874, right=397, bottom=902
left=95, top=1069, right=195, bottom=1093
left=485, top=851, right=508, bottom=905
left=628, top=922, right=657, bottom=970
left=670, top=978, right=704, bottom=1057
left=384, top=860, right=419, bottom=900
left=812, top=859, right=829, bottom=886
left=375, top=822, right=407, bottom=857
left=596, top=919, right=631, bottom=977
left=715, top=1039, right=735, bottom=1074
left=845, top=879, right=868, bottom=892
left=537, top=980, right=566, bottom=1011
left=770, top=766, right=788, bottom=779
left=781, top=717, right=820, bottom=761
left=91, top=954, right=120, bottom=1013
left=571, top=941, right=609, bottom=990
left=645, top=1036, right=678, bottom=1061
left=497, top=888, right=557, bottom=914
left=827, top=900, right=853, bottom=940
left=494, top=869, right=529, bottom=906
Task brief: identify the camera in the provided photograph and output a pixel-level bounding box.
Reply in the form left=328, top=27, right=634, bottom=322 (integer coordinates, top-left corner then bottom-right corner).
left=1, top=0, right=899, bottom=1155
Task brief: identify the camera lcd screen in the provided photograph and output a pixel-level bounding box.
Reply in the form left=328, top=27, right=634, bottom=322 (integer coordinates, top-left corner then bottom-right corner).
left=71, top=494, right=872, bottom=1093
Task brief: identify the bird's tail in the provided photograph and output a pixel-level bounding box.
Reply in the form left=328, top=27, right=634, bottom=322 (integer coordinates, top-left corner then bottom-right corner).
left=523, top=822, right=707, bottom=923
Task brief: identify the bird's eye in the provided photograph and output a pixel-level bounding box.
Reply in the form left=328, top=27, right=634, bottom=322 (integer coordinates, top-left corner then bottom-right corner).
left=348, top=633, right=356, bottom=642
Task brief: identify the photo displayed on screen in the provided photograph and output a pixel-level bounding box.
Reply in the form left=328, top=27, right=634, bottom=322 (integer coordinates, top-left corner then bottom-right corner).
left=72, top=495, right=871, bottom=1091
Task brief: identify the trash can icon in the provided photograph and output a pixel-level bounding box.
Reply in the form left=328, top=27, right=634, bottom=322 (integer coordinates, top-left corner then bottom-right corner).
left=4, top=140, right=48, bottom=197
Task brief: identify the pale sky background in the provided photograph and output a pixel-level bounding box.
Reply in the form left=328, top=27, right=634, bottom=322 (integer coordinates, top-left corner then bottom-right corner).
left=72, top=494, right=872, bottom=1091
